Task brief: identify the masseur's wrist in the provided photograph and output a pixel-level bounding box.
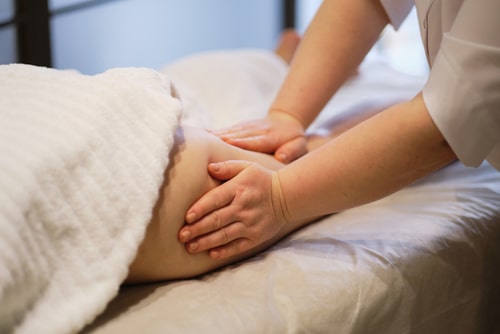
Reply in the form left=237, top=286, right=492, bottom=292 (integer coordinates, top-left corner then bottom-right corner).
left=271, top=171, right=292, bottom=227
left=268, top=107, right=307, bottom=132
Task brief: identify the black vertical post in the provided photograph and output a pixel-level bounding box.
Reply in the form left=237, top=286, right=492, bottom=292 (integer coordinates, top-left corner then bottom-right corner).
left=16, top=0, right=52, bottom=67
left=283, top=0, right=295, bottom=29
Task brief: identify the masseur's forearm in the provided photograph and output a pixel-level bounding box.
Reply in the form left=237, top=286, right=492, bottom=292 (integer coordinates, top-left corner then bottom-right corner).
left=270, top=0, right=389, bottom=128
left=278, top=94, right=457, bottom=224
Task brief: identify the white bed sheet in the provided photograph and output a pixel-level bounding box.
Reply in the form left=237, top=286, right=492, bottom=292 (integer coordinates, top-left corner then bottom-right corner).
left=83, top=51, right=500, bottom=334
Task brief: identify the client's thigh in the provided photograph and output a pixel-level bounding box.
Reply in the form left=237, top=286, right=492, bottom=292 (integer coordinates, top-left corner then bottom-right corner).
left=126, top=127, right=219, bottom=283
left=125, top=127, right=283, bottom=283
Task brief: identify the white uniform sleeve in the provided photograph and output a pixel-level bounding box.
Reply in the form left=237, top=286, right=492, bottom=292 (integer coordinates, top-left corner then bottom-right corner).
left=379, top=0, right=414, bottom=29
left=423, top=0, right=500, bottom=170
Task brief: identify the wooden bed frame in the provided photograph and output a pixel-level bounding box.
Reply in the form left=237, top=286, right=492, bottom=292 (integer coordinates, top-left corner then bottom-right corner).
left=0, top=0, right=296, bottom=68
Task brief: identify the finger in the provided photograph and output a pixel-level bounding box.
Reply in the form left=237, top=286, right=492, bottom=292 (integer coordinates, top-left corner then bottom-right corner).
left=180, top=204, right=238, bottom=243
left=185, top=181, right=235, bottom=224
left=274, top=136, right=308, bottom=163
left=211, top=122, right=263, bottom=138
left=184, top=160, right=253, bottom=225
left=223, top=135, right=274, bottom=153
left=185, top=221, right=245, bottom=254
left=207, top=160, right=255, bottom=181
left=212, top=127, right=250, bottom=137
left=209, top=238, right=256, bottom=259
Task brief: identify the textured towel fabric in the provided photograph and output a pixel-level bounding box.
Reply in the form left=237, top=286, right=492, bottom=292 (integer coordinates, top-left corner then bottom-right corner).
left=0, top=64, right=181, bottom=334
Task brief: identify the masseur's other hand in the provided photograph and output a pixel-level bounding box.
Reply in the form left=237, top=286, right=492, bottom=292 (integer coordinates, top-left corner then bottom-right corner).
left=179, top=161, right=288, bottom=259
left=212, top=111, right=307, bottom=163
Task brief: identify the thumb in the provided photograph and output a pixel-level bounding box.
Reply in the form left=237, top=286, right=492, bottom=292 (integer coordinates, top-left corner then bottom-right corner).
left=274, top=137, right=308, bottom=163
left=208, top=160, right=254, bottom=181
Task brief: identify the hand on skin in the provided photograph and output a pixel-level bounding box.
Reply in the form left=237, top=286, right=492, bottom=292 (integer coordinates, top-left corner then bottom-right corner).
left=179, top=160, right=289, bottom=259
left=211, top=110, right=307, bottom=163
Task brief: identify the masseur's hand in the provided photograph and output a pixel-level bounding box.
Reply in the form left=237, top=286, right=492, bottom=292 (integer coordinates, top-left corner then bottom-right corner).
left=179, top=161, right=289, bottom=259
left=212, top=111, right=307, bottom=163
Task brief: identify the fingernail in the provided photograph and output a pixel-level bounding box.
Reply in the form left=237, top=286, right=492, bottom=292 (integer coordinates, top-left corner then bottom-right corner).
left=209, top=163, right=220, bottom=172
left=186, top=212, right=196, bottom=223
left=188, top=242, right=198, bottom=252
left=210, top=250, right=220, bottom=259
left=180, top=230, right=191, bottom=242
left=277, top=153, right=288, bottom=163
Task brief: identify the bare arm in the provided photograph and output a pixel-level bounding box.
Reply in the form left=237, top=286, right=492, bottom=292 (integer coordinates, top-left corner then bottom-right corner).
left=213, top=0, right=390, bottom=161
left=279, top=94, right=457, bottom=224
left=270, top=0, right=389, bottom=128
